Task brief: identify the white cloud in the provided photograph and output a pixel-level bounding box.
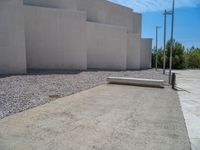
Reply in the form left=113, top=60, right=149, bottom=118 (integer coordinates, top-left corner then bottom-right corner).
left=109, top=0, right=200, bottom=12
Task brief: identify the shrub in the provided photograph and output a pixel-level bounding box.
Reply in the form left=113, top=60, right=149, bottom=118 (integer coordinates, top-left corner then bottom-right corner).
left=187, top=47, right=200, bottom=68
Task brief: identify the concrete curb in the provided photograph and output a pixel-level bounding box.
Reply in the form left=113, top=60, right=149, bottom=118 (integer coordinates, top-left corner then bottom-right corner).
left=107, top=77, right=165, bottom=88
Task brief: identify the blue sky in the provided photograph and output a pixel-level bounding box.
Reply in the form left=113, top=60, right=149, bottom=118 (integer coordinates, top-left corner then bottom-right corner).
left=110, top=0, right=200, bottom=49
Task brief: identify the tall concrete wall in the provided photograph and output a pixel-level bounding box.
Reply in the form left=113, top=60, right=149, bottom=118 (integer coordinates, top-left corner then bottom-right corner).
left=140, top=38, right=152, bottom=69
left=25, top=6, right=87, bottom=70
left=127, top=34, right=141, bottom=70
left=24, top=0, right=142, bottom=34
left=0, top=0, right=26, bottom=74
left=0, top=0, right=152, bottom=73
left=87, top=22, right=127, bottom=70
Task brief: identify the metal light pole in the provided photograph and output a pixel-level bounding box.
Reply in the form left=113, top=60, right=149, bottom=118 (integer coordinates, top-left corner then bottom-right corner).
left=156, top=26, right=161, bottom=71
left=169, top=0, right=175, bottom=84
left=163, top=10, right=172, bottom=75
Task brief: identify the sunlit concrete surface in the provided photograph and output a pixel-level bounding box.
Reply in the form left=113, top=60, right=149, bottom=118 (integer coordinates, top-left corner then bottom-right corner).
left=175, top=70, right=200, bottom=150
left=0, top=84, right=190, bottom=150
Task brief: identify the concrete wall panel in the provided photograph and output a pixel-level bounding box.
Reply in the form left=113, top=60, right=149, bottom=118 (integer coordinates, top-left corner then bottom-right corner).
left=132, top=12, right=142, bottom=34
left=76, top=0, right=104, bottom=22
left=140, top=38, right=152, bottom=69
left=0, top=0, right=26, bottom=74
left=103, top=1, right=134, bottom=33
left=24, top=0, right=77, bottom=10
left=25, top=6, right=87, bottom=70
left=127, top=34, right=141, bottom=70
left=76, top=0, right=134, bottom=33
left=87, top=22, right=127, bottom=70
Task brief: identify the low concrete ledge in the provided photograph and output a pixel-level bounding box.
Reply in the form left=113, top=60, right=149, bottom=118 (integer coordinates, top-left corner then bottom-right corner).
left=107, top=77, right=165, bottom=88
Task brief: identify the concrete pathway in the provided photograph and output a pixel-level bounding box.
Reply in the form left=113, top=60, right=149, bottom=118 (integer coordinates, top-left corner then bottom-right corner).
left=0, top=84, right=190, bottom=150
left=175, top=70, right=200, bottom=150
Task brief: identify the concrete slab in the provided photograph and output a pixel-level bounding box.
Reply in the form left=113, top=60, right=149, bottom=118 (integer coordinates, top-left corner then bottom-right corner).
left=107, top=77, right=164, bottom=88
left=0, top=84, right=190, bottom=150
left=175, top=70, right=200, bottom=150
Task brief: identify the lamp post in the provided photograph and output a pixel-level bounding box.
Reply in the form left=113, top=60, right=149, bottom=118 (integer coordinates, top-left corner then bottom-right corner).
left=156, top=26, right=161, bottom=71
left=163, top=10, right=172, bottom=75
left=169, top=0, right=175, bottom=84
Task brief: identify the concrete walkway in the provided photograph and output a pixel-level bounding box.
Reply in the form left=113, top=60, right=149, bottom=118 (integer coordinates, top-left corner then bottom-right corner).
left=175, top=70, right=200, bottom=150
left=0, top=84, right=190, bottom=150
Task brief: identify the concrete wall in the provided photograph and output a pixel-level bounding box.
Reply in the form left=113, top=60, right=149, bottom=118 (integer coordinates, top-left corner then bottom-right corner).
left=25, top=6, right=87, bottom=70
left=103, top=1, right=134, bottom=33
left=87, top=22, right=127, bottom=70
left=132, top=12, right=142, bottom=34
left=76, top=0, right=104, bottom=22
left=24, top=0, right=77, bottom=10
left=127, top=34, right=141, bottom=70
left=140, top=38, right=152, bottom=69
left=76, top=0, right=134, bottom=33
left=0, top=0, right=151, bottom=73
left=24, top=0, right=141, bottom=34
left=0, top=0, right=26, bottom=74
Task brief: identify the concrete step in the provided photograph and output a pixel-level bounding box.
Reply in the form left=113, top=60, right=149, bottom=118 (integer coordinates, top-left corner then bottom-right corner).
left=107, top=77, right=164, bottom=88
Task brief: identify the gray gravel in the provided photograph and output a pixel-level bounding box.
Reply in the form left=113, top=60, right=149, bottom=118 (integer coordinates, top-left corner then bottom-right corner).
left=0, top=69, right=168, bottom=119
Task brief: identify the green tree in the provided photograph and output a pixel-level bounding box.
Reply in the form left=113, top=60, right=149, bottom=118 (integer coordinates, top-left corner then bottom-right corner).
left=152, top=40, right=200, bottom=69
left=165, top=40, right=186, bottom=69
left=187, top=47, right=200, bottom=68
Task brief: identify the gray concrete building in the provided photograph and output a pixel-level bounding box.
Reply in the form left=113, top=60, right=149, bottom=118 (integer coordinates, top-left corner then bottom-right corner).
left=0, top=0, right=152, bottom=74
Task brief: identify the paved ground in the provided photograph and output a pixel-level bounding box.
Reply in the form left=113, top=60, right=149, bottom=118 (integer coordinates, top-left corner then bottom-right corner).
left=0, top=84, right=190, bottom=150
left=175, top=70, right=200, bottom=150
left=0, top=69, right=168, bottom=119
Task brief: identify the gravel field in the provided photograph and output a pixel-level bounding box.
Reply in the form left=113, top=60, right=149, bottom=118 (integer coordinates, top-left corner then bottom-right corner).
left=0, top=69, right=168, bottom=119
